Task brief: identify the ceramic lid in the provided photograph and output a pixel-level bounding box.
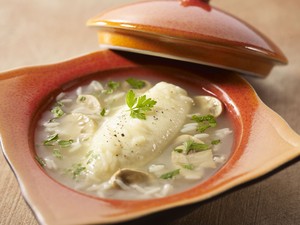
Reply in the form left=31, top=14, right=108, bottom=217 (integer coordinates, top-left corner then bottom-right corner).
left=87, top=0, right=287, bottom=77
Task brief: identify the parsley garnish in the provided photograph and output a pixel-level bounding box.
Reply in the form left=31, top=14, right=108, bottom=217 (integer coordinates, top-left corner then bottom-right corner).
left=126, top=90, right=157, bottom=120
left=174, top=139, right=210, bottom=155
left=69, top=163, right=86, bottom=179
left=100, top=108, right=106, bottom=117
left=79, top=95, right=86, bottom=102
left=43, top=133, right=59, bottom=146
left=104, top=81, right=120, bottom=94
left=211, top=139, right=221, bottom=145
left=58, top=139, right=73, bottom=148
left=174, top=148, right=183, bottom=153
left=126, top=78, right=146, bottom=89
left=182, top=164, right=194, bottom=170
left=53, top=149, right=63, bottom=159
left=185, top=140, right=210, bottom=154
left=43, top=134, right=73, bottom=149
left=191, top=114, right=217, bottom=133
left=160, top=169, right=180, bottom=179
left=51, top=106, right=64, bottom=118
left=35, top=156, right=46, bottom=167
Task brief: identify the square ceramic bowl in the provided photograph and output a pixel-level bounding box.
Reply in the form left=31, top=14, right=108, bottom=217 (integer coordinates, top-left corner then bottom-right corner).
left=0, top=50, right=299, bottom=225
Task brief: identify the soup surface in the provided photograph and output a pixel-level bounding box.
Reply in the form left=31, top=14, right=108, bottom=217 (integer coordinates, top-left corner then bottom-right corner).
left=35, top=76, right=233, bottom=200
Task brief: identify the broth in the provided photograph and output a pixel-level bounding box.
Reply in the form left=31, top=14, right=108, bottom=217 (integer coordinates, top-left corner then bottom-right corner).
left=35, top=76, right=233, bottom=200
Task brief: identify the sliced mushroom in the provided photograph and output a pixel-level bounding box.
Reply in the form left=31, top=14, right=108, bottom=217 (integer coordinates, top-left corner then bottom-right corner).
left=172, top=134, right=197, bottom=147
left=172, top=135, right=209, bottom=161
left=75, top=94, right=102, bottom=114
left=109, top=168, right=153, bottom=189
left=171, top=135, right=216, bottom=180
left=193, top=96, right=223, bottom=117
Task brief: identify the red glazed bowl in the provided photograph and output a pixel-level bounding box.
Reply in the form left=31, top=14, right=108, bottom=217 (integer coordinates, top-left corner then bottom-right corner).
left=0, top=50, right=299, bottom=225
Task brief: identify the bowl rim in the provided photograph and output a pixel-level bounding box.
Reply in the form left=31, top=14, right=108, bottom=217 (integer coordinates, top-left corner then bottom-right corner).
left=0, top=50, right=299, bottom=225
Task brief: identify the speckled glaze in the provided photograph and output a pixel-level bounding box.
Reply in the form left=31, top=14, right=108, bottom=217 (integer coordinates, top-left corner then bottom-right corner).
left=0, top=50, right=299, bottom=225
left=87, top=0, right=287, bottom=77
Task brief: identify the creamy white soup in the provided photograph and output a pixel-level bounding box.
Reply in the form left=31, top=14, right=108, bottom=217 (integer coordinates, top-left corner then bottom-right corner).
left=35, top=78, right=233, bottom=199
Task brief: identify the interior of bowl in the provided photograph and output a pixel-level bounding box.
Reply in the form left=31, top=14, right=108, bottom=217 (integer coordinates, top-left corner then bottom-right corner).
left=0, top=50, right=299, bottom=225
left=31, top=63, right=240, bottom=200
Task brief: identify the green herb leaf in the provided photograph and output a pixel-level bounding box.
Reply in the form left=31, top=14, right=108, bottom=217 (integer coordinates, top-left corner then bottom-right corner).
left=104, top=81, right=120, bottom=94
left=52, top=149, right=63, bottom=159
left=51, top=106, right=64, bottom=118
left=58, top=139, right=74, bottom=148
left=69, top=163, right=86, bottom=179
left=43, top=133, right=59, bottom=146
left=35, top=156, right=46, bottom=167
left=160, top=169, right=180, bottom=179
left=126, top=78, right=146, bottom=89
left=136, top=95, right=157, bottom=112
left=126, top=90, right=157, bottom=120
left=187, top=142, right=210, bottom=154
left=182, top=164, right=194, bottom=170
left=182, top=140, right=194, bottom=154
left=191, top=114, right=217, bottom=133
left=126, top=90, right=137, bottom=108
left=100, top=108, right=106, bottom=117
left=130, top=110, right=146, bottom=120
left=174, top=148, right=183, bottom=153
left=79, top=95, right=86, bottom=102
left=174, top=139, right=210, bottom=155
left=211, top=139, right=221, bottom=145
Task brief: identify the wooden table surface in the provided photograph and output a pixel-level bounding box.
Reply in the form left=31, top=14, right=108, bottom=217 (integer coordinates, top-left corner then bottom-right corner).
left=1, top=0, right=300, bottom=224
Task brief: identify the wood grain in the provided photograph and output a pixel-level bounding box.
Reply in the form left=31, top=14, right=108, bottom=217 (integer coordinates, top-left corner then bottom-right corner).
left=1, top=0, right=300, bottom=224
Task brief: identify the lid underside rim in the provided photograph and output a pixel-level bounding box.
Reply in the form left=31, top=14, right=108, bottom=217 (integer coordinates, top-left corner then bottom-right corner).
left=96, top=29, right=277, bottom=77
left=89, top=23, right=287, bottom=65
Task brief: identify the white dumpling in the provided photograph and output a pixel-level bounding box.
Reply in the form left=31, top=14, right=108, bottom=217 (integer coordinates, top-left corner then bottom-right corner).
left=88, top=82, right=193, bottom=180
